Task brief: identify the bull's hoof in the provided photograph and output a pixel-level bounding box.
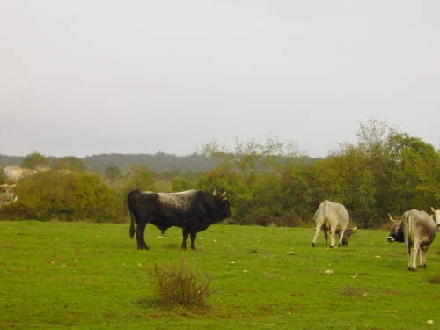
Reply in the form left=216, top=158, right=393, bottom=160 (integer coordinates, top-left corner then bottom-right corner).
left=190, top=246, right=196, bottom=251
left=330, top=245, right=335, bottom=248
left=311, top=243, right=316, bottom=247
left=408, top=267, right=416, bottom=271
left=420, top=264, right=427, bottom=268
left=137, top=245, right=150, bottom=250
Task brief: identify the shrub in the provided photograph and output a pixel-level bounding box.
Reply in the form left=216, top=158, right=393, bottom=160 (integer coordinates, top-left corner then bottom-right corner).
left=150, top=259, right=212, bottom=308
left=0, top=172, right=120, bottom=222
left=427, top=270, right=440, bottom=284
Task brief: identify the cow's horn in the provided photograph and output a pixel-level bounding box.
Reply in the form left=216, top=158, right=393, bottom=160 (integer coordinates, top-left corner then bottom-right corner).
left=0, top=183, right=16, bottom=188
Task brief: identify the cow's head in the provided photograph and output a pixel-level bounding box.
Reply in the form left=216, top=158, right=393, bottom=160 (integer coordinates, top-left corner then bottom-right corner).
left=340, top=227, right=357, bottom=246
left=387, top=214, right=404, bottom=242
left=0, top=184, right=18, bottom=208
left=430, top=207, right=440, bottom=227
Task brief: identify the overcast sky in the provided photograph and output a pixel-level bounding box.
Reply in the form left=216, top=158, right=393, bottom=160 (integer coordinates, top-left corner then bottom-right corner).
left=1, top=0, right=439, bottom=158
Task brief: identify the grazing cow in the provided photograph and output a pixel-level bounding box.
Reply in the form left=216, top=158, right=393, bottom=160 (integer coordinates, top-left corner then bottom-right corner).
left=322, top=225, right=357, bottom=247
left=128, top=189, right=232, bottom=250
left=430, top=207, right=440, bottom=228
left=0, top=184, right=18, bottom=209
left=311, top=200, right=350, bottom=247
left=387, top=210, right=437, bottom=271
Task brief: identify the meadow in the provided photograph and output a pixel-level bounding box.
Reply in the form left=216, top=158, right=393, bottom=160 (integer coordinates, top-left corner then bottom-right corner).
left=1, top=221, right=439, bottom=330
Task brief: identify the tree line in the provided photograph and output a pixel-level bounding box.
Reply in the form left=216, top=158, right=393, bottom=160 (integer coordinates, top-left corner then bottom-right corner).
left=1, top=120, right=439, bottom=228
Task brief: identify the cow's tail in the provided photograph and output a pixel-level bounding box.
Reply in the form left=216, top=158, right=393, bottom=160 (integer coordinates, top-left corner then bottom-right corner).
left=129, top=208, right=135, bottom=239
left=405, top=211, right=413, bottom=250
left=323, top=202, right=329, bottom=244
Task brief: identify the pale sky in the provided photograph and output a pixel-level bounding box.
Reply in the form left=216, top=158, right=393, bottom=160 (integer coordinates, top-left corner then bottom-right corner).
left=1, top=0, right=439, bottom=158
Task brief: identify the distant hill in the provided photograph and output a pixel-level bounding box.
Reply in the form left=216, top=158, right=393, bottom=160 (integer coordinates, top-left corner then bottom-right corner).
left=0, top=155, right=23, bottom=166
left=1, top=152, right=318, bottom=174
left=0, top=153, right=220, bottom=173
left=83, top=152, right=220, bottom=173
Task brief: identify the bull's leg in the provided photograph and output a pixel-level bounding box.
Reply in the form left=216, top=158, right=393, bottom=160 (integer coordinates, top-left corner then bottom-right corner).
left=136, top=223, right=149, bottom=250
left=311, top=226, right=320, bottom=247
left=189, top=232, right=197, bottom=250
left=181, top=229, right=189, bottom=250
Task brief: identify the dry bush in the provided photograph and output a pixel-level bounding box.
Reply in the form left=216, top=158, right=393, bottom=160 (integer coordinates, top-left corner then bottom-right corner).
left=150, top=259, right=212, bottom=308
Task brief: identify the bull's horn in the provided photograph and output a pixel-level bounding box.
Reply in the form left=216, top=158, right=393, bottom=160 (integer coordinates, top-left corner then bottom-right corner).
left=431, top=206, right=437, bottom=213
left=213, top=189, right=217, bottom=196
left=387, top=213, right=397, bottom=223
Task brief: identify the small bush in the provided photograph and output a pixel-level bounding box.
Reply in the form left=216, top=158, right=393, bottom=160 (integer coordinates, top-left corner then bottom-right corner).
left=150, top=259, right=212, bottom=308
left=427, top=270, right=440, bottom=284
left=342, top=285, right=367, bottom=297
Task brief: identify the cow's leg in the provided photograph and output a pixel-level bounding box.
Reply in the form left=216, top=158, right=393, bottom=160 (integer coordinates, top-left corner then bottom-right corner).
left=189, top=231, right=197, bottom=250
left=181, top=229, right=189, bottom=250
left=136, top=223, right=149, bottom=250
left=420, top=246, right=429, bottom=268
left=311, top=225, right=321, bottom=247
left=338, top=229, right=346, bottom=246
left=329, top=225, right=336, bottom=248
left=408, top=241, right=419, bottom=271
left=406, top=243, right=412, bottom=270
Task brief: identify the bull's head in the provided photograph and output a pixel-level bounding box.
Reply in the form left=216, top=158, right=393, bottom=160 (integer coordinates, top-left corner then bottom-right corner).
left=213, top=189, right=229, bottom=202
left=387, top=213, right=404, bottom=243
left=212, top=190, right=231, bottom=219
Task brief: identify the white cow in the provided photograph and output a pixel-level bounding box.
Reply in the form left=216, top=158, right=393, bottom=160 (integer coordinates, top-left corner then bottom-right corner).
left=311, top=200, right=350, bottom=248
left=387, top=209, right=437, bottom=270
left=3, top=165, right=33, bottom=182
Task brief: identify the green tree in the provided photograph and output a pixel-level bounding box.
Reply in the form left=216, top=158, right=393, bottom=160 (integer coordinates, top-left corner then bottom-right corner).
left=171, top=177, right=194, bottom=192
left=105, top=165, right=122, bottom=182
left=387, top=133, right=439, bottom=212
left=54, top=157, right=85, bottom=172
left=22, top=152, right=49, bottom=169
left=123, top=165, right=155, bottom=191
left=199, top=136, right=300, bottom=225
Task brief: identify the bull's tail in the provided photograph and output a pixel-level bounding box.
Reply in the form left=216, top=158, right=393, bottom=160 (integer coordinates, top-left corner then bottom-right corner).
left=129, top=209, right=135, bottom=239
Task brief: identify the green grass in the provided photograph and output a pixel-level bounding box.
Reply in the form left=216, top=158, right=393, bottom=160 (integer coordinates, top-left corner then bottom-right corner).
left=1, top=221, right=439, bottom=329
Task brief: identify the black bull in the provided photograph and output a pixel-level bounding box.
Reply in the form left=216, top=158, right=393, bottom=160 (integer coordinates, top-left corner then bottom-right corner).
left=128, top=189, right=232, bottom=250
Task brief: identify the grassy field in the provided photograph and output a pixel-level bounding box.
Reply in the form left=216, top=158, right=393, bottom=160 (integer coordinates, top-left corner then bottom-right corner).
left=1, top=221, right=439, bottom=330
